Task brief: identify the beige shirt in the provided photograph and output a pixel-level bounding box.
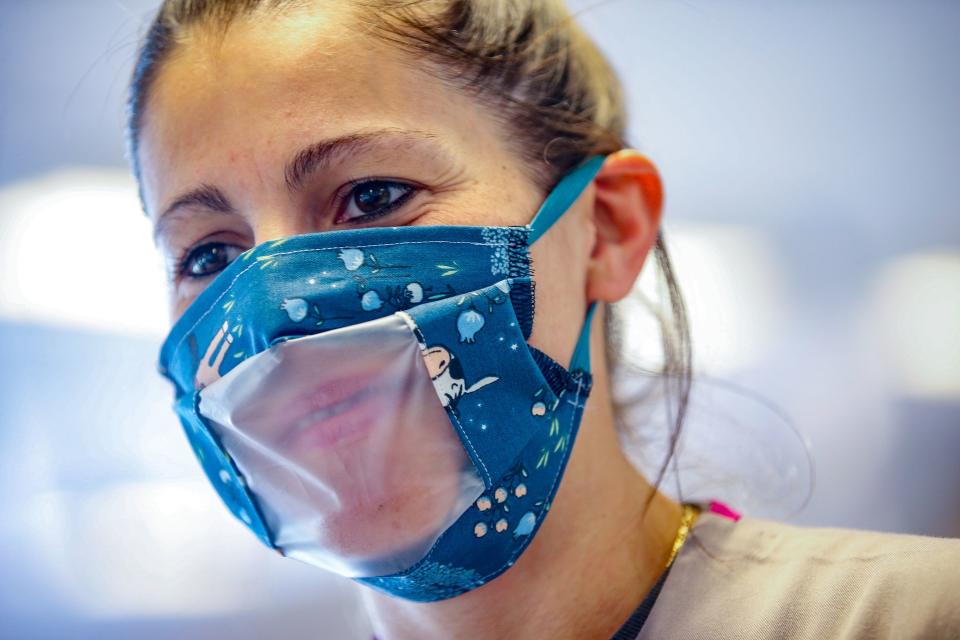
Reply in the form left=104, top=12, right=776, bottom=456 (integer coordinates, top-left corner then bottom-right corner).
left=638, top=512, right=960, bottom=639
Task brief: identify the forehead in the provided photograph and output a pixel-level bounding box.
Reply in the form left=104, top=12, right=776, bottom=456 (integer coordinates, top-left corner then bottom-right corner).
left=137, top=5, right=508, bottom=218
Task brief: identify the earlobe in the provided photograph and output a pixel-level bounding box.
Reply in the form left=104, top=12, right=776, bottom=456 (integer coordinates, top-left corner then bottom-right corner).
left=586, top=150, right=664, bottom=303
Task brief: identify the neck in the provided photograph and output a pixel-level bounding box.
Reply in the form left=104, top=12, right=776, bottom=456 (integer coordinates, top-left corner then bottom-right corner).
left=360, top=356, right=683, bottom=640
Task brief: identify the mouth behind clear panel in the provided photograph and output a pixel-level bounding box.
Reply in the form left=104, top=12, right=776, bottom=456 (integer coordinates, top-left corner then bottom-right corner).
left=198, top=313, right=484, bottom=577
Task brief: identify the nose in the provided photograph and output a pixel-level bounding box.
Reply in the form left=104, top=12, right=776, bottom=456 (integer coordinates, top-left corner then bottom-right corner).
left=250, top=209, right=322, bottom=247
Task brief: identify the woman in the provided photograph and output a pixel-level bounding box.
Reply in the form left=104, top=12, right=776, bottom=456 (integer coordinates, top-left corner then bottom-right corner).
left=127, top=1, right=960, bottom=638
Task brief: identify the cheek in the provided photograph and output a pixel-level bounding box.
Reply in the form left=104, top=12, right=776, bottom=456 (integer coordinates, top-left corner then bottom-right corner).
left=167, top=288, right=181, bottom=324
left=168, top=287, right=193, bottom=325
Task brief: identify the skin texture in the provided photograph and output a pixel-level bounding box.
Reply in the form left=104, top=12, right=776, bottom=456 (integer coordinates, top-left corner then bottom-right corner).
left=139, top=4, right=682, bottom=639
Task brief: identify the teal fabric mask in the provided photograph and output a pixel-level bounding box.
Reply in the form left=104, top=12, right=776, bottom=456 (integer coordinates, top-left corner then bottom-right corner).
left=158, top=155, right=605, bottom=601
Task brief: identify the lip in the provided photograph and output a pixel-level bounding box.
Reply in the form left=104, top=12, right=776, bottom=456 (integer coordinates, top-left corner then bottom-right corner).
left=273, top=377, right=393, bottom=452
left=280, top=391, right=380, bottom=452
left=280, top=376, right=372, bottom=427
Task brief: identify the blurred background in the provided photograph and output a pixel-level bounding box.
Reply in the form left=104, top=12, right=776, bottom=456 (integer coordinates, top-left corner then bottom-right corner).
left=1, top=0, right=958, bottom=637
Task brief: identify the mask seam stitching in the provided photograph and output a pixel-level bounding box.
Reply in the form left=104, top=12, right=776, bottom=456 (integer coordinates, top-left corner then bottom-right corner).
left=445, top=399, right=493, bottom=488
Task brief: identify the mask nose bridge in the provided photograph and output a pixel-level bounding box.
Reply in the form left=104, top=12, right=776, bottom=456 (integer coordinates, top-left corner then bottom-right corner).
left=252, top=217, right=317, bottom=247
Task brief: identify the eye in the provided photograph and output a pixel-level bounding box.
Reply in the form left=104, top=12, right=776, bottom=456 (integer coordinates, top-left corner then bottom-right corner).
left=179, top=242, right=245, bottom=279
left=335, top=179, right=417, bottom=224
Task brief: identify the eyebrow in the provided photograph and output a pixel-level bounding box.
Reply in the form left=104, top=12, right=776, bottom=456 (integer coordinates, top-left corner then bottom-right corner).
left=284, top=128, right=440, bottom=191
left=154, top=184, right=236, bottom=242
left=154, top=128, right=444, bottom=241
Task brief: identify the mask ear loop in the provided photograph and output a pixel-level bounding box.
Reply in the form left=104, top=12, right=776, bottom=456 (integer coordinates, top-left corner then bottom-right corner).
left=526, top=155, right=606, bottom=244
left=526, top=155, right=605, bottom=374
left=568, top=301, right=597, bottom=375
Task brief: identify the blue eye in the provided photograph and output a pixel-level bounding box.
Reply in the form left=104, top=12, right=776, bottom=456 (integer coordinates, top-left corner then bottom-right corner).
left=337, top=180, right=416, bottom=224
left=180, top=242, right=244, bottom=279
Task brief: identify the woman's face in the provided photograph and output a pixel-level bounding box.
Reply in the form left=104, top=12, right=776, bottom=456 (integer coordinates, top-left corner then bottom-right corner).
left=139, top=4, right=598, bottom=563
left=140, top=5, right=595, bottom=368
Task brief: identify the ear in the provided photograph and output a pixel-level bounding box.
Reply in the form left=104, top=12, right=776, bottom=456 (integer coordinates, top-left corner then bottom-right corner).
left=586, top=149, right=664, bottom=303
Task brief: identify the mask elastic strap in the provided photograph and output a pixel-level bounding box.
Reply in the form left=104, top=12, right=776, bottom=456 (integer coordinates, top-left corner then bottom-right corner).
left=526, top=155, right=606, bottom=245
left=526, top=155, right=605, bottom=375
left=568, top=301, right=597, bottom=374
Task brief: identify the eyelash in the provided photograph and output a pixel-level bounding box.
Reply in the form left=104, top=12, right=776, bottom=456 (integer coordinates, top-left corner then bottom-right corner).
left=334, top=178, right=418, bottom=225
left=176, top=242, right=244, bottom=281
left=175, top=179, right=419, bottom=281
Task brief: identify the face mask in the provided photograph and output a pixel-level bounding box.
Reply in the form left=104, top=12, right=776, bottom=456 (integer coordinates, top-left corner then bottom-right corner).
left=158, top=156, right=605, bottom=602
